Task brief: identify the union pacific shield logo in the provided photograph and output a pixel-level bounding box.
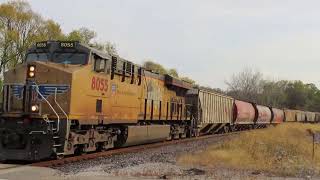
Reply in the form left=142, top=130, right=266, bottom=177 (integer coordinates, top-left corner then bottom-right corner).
left=10, top=84, right=69, bottom=100
left=32, top=84, right=70, bottom=100
left=11, top=84, right=24, bottom=99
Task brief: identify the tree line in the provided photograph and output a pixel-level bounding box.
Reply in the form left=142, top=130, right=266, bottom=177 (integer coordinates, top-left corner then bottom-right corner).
left=0, top=0, right=116, bottom=77
left=225, top=68, right=320, bottom=112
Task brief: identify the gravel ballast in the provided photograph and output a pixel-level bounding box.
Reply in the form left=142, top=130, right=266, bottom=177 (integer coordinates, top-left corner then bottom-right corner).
left=54, top=134, right=298, bottom=179
left=56, top=135, right=233, bottom=179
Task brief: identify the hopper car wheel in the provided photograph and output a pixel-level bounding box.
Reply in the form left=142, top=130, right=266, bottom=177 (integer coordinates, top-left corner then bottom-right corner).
left=57, top=154, right=64, bottom=160
left=186, top=128, right=193, bottom=138
left=230, top=126, right=236, bottom=132
left=223, top=126, right=230, bottom=133
left=179, top=132, right=187, bottom=139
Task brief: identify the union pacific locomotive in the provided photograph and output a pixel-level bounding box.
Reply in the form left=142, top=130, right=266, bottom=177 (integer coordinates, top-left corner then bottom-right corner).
left=0, top=41, right=318, bottom=161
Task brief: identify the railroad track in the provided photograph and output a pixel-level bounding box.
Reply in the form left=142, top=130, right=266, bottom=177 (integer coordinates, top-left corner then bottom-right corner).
left=30, top=130, right=246, bottom=168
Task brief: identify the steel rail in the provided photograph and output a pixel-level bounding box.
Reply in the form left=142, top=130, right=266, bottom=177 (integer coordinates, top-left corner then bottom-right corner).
left=30, top=130, right=250, bottom=168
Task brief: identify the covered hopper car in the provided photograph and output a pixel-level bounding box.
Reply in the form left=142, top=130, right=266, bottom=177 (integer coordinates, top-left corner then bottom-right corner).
left=305, top=112, right=316, bottom=123
left=186, top=89, right=234, bottom=134
left=254, top=105, right=272, bottom=124
left=271, top=108, right=285, bottom=124
left=316, top=113, right=320, bottom=123
left=296, top=111, right=306, bottom=122
left=233, top=100, right=256, bottom=125
left=284, top=109, right=297, bottom=122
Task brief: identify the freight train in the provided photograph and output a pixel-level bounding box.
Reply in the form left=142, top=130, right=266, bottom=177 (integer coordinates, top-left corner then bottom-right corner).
left=0, top=41, right=318, bottom=161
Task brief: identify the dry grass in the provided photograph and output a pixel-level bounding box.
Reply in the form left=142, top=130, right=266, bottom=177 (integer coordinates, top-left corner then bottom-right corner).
left=178, top=123, right=320, bottom=176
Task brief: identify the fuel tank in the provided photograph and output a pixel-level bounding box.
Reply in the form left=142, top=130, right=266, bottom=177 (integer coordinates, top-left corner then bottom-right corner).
left=121, top=125, right=170, bottom=147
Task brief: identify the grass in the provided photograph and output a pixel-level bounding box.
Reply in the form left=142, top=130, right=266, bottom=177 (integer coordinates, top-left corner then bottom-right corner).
left=177, top=123, right=320, bottom=176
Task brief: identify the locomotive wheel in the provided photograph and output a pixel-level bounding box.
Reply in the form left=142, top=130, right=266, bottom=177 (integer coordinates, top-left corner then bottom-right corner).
left=74, top=145, right=85, bottom=156
left=96, top=142, right=103, bottom=152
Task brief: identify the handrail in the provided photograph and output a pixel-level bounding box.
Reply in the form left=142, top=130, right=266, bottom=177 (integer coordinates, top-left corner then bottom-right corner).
left=29, top=131, right=46, bottom=134
left=54, top=88, right=68, bottom=121
left=54, top=88, right=69, bottom=138
left=33, top=83, right=60, bottom=132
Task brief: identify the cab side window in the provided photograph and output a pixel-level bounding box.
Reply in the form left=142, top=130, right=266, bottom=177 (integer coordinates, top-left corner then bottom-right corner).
left=94, top=55, right=106, bottom=73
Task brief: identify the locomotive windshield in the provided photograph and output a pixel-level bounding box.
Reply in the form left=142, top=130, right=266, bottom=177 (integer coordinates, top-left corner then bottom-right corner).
left=26, top=52, right=87, bottom=65
left=26, top=53, right=49, bottom=62
left=52, top=52, right=87, bottom=65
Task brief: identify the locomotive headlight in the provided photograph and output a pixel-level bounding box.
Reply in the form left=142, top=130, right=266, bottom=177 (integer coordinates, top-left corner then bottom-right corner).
left=27, top=65, right=36, bottom=78
left=28, top=71, right=35, bottom=78
left=31, top=105, right=39, bottom=112
left=29, top=65, right=35, bottom=72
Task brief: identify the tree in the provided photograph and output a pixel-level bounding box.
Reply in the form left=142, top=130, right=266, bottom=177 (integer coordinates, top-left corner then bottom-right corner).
left=285, top=81, right=308, bottom=110
left=142, top=60, right=197, bottom=86
left=168, top=68, right=178, bottom=78
left=66, top=27, right=96, bottom=44
left=143, top=60, right=167, bottom=74
left=0, top=1, right=43, bottom=73
left=225, top=68, right=263, bottom=102
left=180, top=76, right=196, bottom=85
left=0, top=1, right=66, bottom=74
left=39, top=20, right=64, bottom=41
left=66, top=28, right=118, bottom=55
left=92, top=41, right=117, bottom=55
left=259, top=80, right=288, bottom=107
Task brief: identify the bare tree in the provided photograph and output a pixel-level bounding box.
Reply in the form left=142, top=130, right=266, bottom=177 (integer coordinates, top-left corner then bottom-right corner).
left=225, top=68, right=263, bottom=102
left=92, top=41, right=118, bottom=55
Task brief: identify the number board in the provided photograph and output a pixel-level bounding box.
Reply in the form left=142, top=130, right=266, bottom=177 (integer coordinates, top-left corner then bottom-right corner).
left=59, top=42, right=76, bottom=48
left=36, top=42, right=47, bottom=48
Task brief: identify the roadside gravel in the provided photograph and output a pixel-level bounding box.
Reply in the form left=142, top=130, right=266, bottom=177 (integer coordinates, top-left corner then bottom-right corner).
left=55, top=135, right=232, bottom=179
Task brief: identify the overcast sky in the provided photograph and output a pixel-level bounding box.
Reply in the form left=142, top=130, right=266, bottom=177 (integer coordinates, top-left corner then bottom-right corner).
left=4, top=0, right=320, bottom=89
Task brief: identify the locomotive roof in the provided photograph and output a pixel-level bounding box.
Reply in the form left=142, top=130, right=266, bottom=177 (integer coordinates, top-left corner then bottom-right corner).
left=29, top=41, right=193, bottom=89
left=28, top=41, right=112, bottom=60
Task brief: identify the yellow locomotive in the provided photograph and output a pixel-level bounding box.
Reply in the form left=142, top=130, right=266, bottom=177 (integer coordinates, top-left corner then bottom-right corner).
left=0, top=41, right=193, bottom=161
